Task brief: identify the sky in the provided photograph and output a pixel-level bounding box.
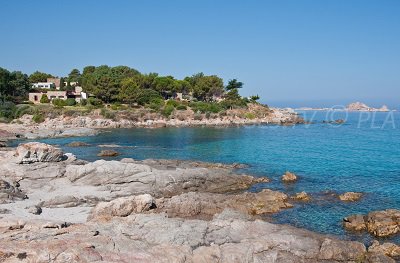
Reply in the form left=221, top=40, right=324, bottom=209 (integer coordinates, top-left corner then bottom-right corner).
left=1, top=0, right=399, bottom=108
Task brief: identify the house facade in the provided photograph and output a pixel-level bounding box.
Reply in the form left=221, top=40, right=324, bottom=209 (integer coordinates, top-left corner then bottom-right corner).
left=28, top=86, right=86, bottom=104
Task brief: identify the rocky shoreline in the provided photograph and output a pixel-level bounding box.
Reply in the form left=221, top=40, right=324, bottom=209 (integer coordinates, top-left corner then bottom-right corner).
left=0, top=107, right=303, bottom=141
left=0, top=143, right=398, bottom=262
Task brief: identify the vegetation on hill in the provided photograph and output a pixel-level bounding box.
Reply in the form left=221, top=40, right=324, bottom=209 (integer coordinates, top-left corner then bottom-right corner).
left=0, top=65, right=263, bottom=123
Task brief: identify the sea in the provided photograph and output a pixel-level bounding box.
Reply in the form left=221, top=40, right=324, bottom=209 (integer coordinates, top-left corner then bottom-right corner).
left=12, top=110, right=400, bottom=244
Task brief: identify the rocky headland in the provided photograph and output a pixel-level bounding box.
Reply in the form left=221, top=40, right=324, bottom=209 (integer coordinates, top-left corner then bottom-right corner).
left=0, top=142, right=397, bottom=262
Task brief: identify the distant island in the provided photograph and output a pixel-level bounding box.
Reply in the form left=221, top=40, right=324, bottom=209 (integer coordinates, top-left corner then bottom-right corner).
left=346, top=102, right=390, bottom=112
left=297, top=102, right=392, bottom=112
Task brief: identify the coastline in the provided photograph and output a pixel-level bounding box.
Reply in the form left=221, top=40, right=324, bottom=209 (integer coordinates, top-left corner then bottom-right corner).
left=0, top=143, right=396, bottom=262
left=0, top=106, right=304, bottom=141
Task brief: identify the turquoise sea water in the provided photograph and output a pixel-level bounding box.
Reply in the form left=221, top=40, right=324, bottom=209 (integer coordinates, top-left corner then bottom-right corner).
left=13, top=111, right=400, bottom=244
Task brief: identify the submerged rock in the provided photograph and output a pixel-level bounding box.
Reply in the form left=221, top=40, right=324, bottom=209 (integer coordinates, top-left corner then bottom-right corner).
left=14, top=142, right=64, bottom=164
left=292, top=191, right=311, bottom=201
left=97, top=149, right=119, bottom=157
left=282, top=171, right=297, bottom=182
left=338, top=192, right=363, bottom=202
left=67, top=141, right=90, bottom=147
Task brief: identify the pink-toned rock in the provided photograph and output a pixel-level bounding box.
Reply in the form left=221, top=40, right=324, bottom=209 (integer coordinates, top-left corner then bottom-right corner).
left=88, top=194, right=155, bottom=220
left=338, top=192, right=363, bottom=202
left=292, top=191, right=311, bottom=201
left=282, top=171, right=297, bottom=182
left=14, top=142, right=64, bottom=164
left=369, top=240, right=400, bottom=258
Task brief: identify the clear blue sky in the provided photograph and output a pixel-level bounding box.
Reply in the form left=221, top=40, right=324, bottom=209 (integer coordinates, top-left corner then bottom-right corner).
left=1, top=0, right=399, bottom=107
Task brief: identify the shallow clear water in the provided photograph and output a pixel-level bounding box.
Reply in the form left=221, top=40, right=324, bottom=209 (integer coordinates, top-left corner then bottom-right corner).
left=13, top=111, right=400, bottom=244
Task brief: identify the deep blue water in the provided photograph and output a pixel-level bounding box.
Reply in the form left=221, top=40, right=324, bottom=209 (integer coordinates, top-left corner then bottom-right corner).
left=13, top=111, right=400, bottom=244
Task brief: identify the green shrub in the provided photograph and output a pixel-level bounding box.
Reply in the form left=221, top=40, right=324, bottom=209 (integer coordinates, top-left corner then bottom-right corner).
left=244, top=112, right=256, bottom=119
left=32, top=113, right=45, bottom=123
left=40, top=95, right=50, bottom=103
left=137, top=89, right=163, bottom=105
left=189, top=102, right=222, bottom=113
left=65, top=98, right=76, bottom=106
left=80, top=99, right=87, bottom=106
left=166, top=100, right=179, bottom=108
left=162, top=104, right=175, bottom=117
left=193, top=113, right=203, bottom=121
left=149, top=98, right=165, bottom=111
left=100, top=108, right=116, bottom=120
left=14, top=105, right=33, bottom=118
left=52, top=98, right=67, bottom=107
left=0, top=101, right=16, bottom=121
left=176, top=105, right=187, bottom=111
left=87, top=97, right=103, bottom=107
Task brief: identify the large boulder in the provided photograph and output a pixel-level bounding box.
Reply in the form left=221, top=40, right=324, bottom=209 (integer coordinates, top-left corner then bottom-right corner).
left=14, top=142, right=64, bottom=164
left=343, top=209, right=400, bottom=237
left=88, top=194, right=155, bottom=220
left=153, top=189, right=292, bottom=220
left=65, top=160, right=267, bottom=198
left=366, top=210, right=400, bottom=237
left=369, top=240, right=400, bottom=259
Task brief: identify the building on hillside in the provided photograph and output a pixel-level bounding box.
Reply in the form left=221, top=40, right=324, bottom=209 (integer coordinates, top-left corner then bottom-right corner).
left=28, top=86, right=86, bottom=104
left=32, top=82, right=55, bottom=89
left=46, top=78, right=61, bottom=89
left=31, top=78, right=62, bottom=90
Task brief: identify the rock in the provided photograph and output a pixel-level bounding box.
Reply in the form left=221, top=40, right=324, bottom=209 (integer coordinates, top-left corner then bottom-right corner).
left=0, top=211, right=368, bottom=263
left=14, top=142, right=64, bottom=164
left=292, top=191, right=311, bottom=201
left=66, top=141, right=90, bottom=147
left=369, top=240, right=400, bottom=258
left=97, top=150, right=119, bottom=157
left=282, top=171, right=297, bottom=182
left=152, top=190, right=292, bottom=220
left=365, top=252, right=396, bottom=263
left=318, top=238, right=366, bottom=261
left=366, top=209, right=400, bottom=237
left=0, top=142, right=7, bottom=147
left=343, top=214, right=367, bottom=231
left=27, top=206, right=42, bottom=215
left=88, top=194, right=155, bottom=219
left=40, top=196, right=85, bottom=208
left=343, top=209, right=400, bottom=237
left=338, top=192, right=363, bottom=202
left=0, top=179, right=26, bottom=203
left=65, top=160, right=265, bottom=198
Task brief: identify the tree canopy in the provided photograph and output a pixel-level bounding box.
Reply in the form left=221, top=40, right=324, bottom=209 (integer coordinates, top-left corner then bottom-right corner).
left=0, top=67, right=30, bottom=102
left=28, top=71, right=54, bottom=83
left=0, top=65, right=254, bottom=108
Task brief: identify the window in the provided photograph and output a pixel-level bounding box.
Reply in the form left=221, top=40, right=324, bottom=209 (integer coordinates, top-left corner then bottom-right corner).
left=34, top=95, right=38, bottom=101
